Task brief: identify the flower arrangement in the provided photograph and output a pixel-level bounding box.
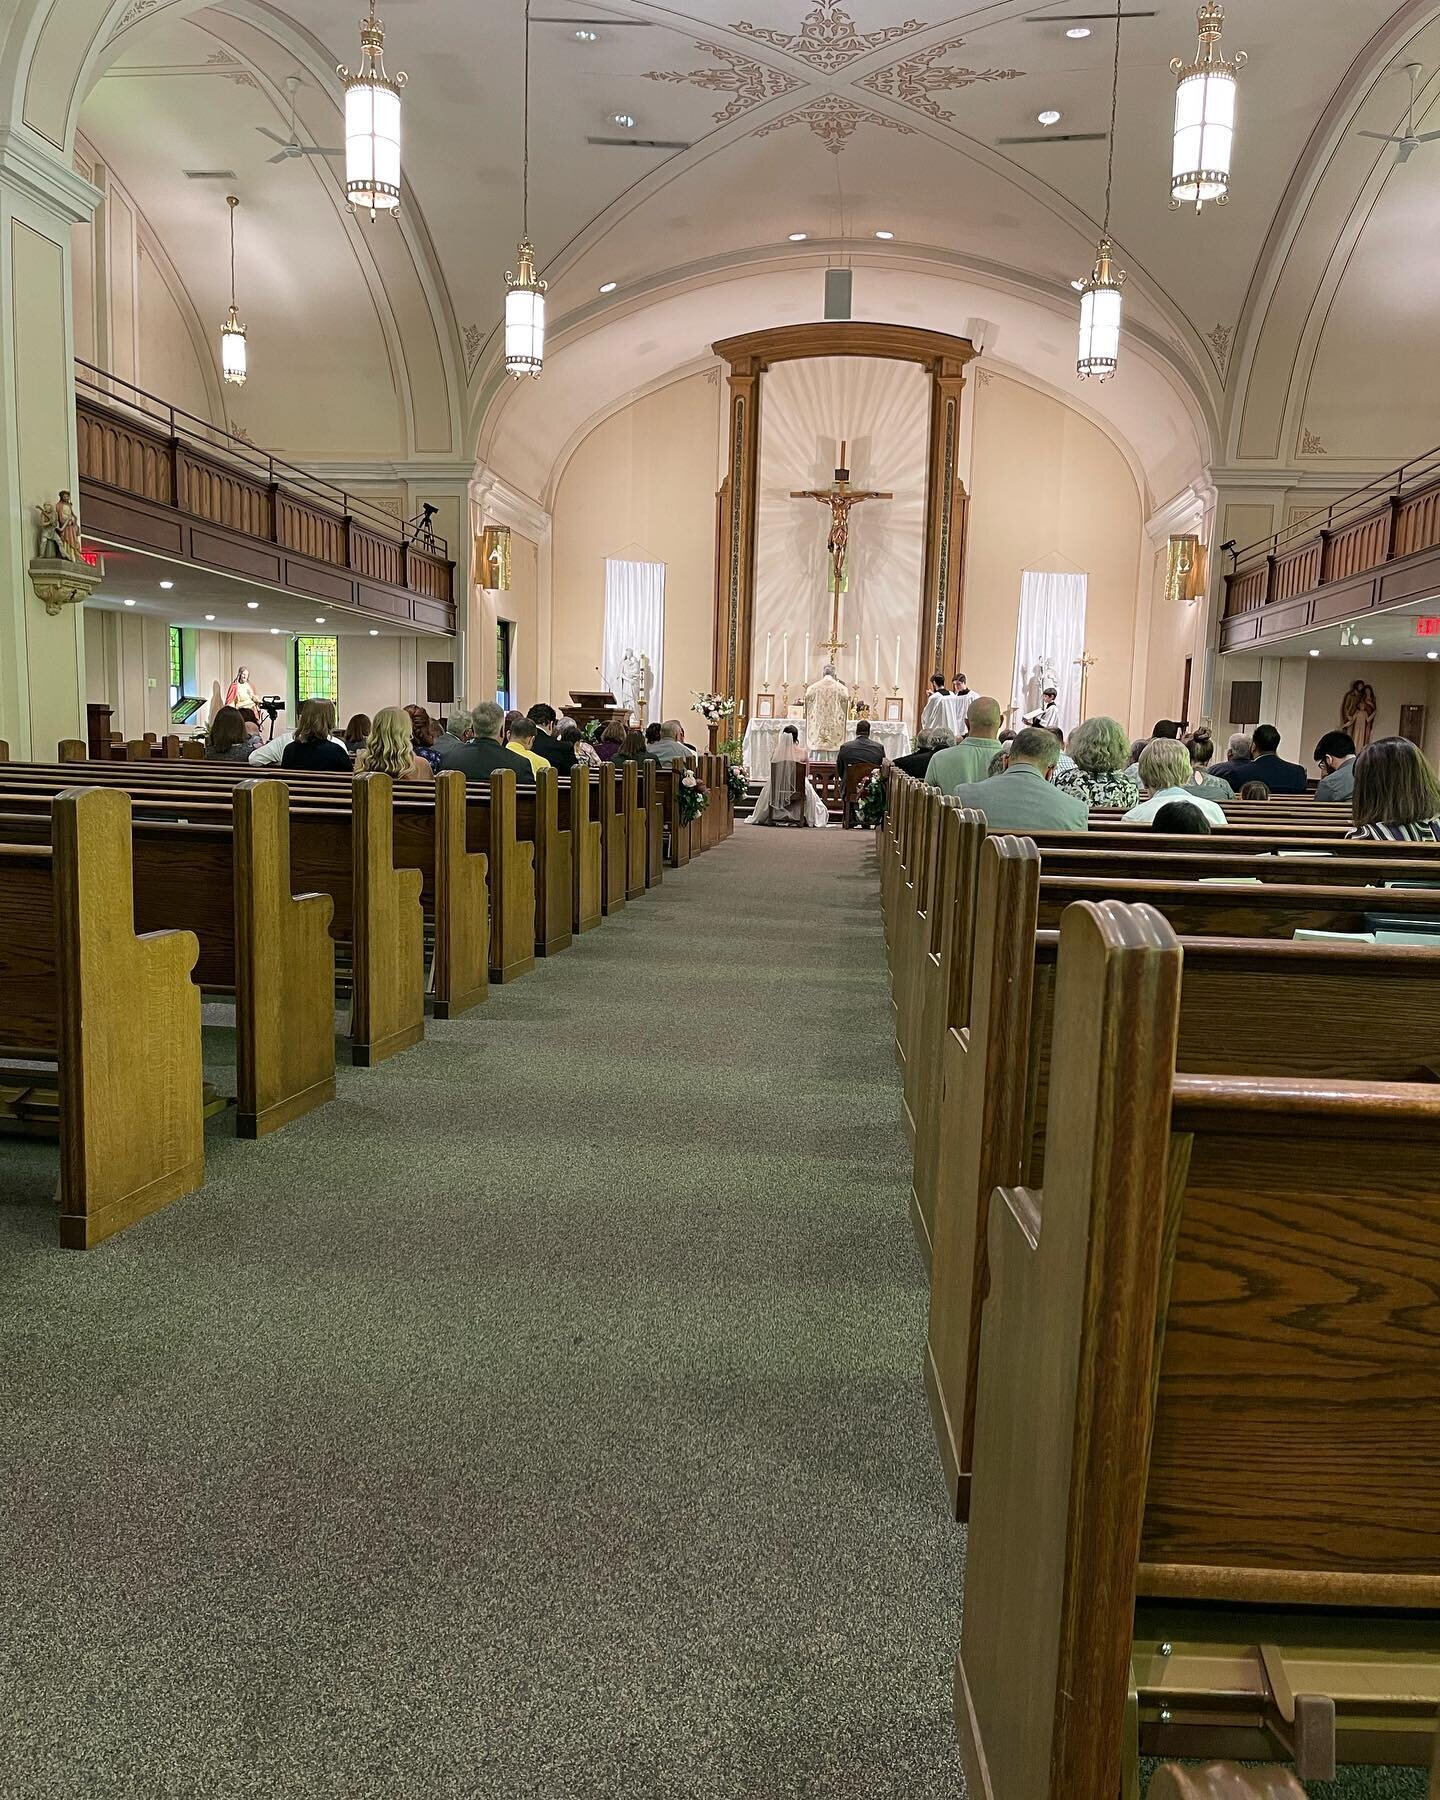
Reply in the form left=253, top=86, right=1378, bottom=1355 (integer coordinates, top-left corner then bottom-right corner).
left=726, top=764, right=747, bottom=803
left=691, top=691, right=736, bottom=725
left=856, top=770, right=886, bottom=829
left=678, top=769, right=709, bottom=824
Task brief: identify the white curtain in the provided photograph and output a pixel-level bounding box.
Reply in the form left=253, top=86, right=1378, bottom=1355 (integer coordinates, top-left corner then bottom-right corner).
left=602, top=558, right=665, bottom=719
left=1010, top=570, right=1088, bottom=732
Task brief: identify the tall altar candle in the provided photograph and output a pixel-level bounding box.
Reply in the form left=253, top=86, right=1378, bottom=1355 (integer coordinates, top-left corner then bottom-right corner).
left=893, top=634, right=901, bottom=689
left=765, top=631, right=772, bottom=684
left=873, top=634, right=880, bottom=686
left=804, top=632, right=810, bottom=675
left=783, top=633, right=789, bottom=683
left=853, top=634, right=860, bottom=671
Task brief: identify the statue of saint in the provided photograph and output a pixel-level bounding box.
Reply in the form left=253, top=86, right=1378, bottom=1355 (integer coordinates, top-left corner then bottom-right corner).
left=1340, top=679, right=1377, bottom=750
left=36, top=490, right=84, bottom=563
left=804, top=662, right=850, bottom=755
left=618, top=649, right=640, bottom=711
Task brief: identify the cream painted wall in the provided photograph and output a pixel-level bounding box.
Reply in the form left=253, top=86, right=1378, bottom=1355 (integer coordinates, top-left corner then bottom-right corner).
left=1136, top=538, right=1211, bottom=731
left=498, top=533, right=540, bottom=710
left=550, top=372, right=721, bottom=732
left=962, top=374, right=1144, bottom=732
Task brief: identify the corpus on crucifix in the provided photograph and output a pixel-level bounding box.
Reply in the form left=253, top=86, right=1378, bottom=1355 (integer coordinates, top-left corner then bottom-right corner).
left=791, top=441, right=891, bottom=671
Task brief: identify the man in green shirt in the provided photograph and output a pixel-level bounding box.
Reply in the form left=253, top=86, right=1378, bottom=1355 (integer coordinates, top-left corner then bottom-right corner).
left=924, top=695, right=1005, bottom=792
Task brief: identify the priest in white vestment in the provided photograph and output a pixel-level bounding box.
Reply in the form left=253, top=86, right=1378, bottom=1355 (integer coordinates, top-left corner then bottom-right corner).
left=804, top=663, right=850, bottom=755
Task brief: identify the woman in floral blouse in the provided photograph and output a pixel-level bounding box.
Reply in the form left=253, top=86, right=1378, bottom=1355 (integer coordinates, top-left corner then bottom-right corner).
left=1053, top=714, right=1140, bottom=810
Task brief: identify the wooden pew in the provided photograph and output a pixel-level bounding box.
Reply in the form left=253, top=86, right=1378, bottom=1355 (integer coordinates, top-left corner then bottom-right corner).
left=556, top=765, right=601, bottom=935
left=926, top=832, right=1440, bottom=1522
left=636, top=764, right=664, bottom=888
left=595, top=761, right=626, bottom=916
left=655, top=766, right=693, bottom=868
left=0, top=786, right=204, bottom=1246
left=465, top=769, right=535, bottom=984
left=515, top=766, right=572, bottom=956
left=956, top=896, right=1440, bottom=1796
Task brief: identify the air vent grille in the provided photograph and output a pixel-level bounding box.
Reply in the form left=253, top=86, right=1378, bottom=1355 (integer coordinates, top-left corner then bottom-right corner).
left=585, top=135, right=691, bottom=150
left=996, top=132, right=1106, bottom=145
left=184, top=168, right=238, bottom=180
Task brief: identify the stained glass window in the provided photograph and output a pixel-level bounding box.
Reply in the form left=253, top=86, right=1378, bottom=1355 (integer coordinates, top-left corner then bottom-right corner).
left=496, top=619, right=512, bottom=708
left=296, top=635, right=339, bottom=704
left=168, top=625, right=182, bottom=704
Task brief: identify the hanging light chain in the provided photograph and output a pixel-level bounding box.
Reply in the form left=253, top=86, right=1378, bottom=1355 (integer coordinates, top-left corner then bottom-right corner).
left=228, top=193, right=238, bottom=307
left=1102, top=0, right=1122, bottom=236
left=522, top=0, right=531, bottom=241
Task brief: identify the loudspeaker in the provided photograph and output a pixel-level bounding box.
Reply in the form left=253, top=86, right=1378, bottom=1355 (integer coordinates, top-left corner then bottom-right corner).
left=427, top=661, right=455, bottom=706
left=1228, top=679, right=1261, bottom=727
left=824, top=268, right=852, bottom=321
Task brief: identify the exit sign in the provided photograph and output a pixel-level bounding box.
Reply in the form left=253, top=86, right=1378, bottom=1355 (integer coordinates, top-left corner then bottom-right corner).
left=1416, top=617, right=1440, bottom=636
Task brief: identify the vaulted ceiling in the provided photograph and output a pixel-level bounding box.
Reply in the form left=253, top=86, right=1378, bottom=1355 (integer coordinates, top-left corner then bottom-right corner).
left=57, top=0, right=1440, bottom=506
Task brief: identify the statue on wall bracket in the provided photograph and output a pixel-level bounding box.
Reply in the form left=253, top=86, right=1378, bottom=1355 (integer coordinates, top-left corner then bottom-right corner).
left=30, top=492, right=102, bottom=616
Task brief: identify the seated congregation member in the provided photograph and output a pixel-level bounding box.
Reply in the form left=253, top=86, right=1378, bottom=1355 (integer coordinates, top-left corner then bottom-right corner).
left=946, top=725, right=1088, bottom=833
left=342, top=712, right=372, bottom=758
left=433, top=711, right=468, bottom=761
left=439, top=699, right=534, bottom=783
left=1224, top=723, right=1307, bottom=794
left=356, top=706, right=435, bottom=783
left=889, top=727, right=953, bottom=779
left=406, top=705, right=442, bottom=772
left=613, top=727, right=653, bottom=768
left=281, top=699, right=352, bottom=771
left=1182, top=729, right=1235, bottom=801
left=1122, top=739, right=1228, bottom=826
left=505, top=714, right=550, bottom=777
left=644, top=722, right=664, bottom=747
left=1208, top=730, right=1255, bottom=787
left=1239, top=780, right=1270, bottom=801
left=835, top=718, right=885, bottom=781
left=1122, top=718, right=1181, bottom=778
left=1151, top=798, right=1212, bottom=834
left=648, top=720, right=698, bottom=767
left=558, top=721, right=602, bottom=769
left=205, top=704, right=260, bottom=762
left=595, top=720, right=627, bottom=762
left=1314, top=729, right=1358, bottom=802
left=526, top=703, right=576, bottom=774
left=1044, top=726, right=1076, bottom=775
left=924, top=695, right=1005, bottom=791
left=1346, top=735, right=1440, bottom=841
left=1054, top=715, right=1140, bottom=809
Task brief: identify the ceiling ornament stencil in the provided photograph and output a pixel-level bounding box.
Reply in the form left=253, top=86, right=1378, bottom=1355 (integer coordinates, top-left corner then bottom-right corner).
left=855, top=38, right=1024, bottom=121
left=643, top=42, right=803, bottom=125
left=112, top=0, right=159, bottom=32
left=732, top=2, right=928, bottom=76
left=462, top=324, right=483, bottom=377
left=1206, top=322, right=1232, bottom=372
left=1300, top=428, right=1328, bottom=456
left=753, top=95, right=916, bottom=154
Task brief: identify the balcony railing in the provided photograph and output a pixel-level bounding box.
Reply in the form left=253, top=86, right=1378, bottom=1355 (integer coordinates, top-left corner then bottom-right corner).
left=1224, top=444, right=1440, bottom=622
left=73, top=361, right=454, bottom=612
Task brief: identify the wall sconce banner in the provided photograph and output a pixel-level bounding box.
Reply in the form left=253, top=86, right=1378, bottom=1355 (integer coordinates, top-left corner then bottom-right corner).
left=475, top=525, right=512, bottom=591
left=1166, top=533, right=1205, bottom=602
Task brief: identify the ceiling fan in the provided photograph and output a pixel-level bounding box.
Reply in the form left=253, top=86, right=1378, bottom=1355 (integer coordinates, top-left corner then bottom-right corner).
left=256, top=75, right=342, bottom=165
left=1358, top=62, right=1440, bottom=165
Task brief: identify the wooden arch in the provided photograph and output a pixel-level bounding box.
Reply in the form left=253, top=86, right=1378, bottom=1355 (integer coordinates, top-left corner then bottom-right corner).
left=710, top=322, right=978, bottom=724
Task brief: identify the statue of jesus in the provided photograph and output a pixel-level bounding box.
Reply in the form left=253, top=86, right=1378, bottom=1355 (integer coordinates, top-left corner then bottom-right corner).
left=804, top=661, right=850, bottom=755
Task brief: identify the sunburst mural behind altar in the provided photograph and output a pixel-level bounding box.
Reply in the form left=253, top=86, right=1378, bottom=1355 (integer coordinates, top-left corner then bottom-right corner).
left=752, top=356, right=928, bottom=710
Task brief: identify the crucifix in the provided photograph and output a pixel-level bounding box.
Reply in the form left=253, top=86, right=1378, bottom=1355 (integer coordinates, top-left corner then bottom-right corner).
left=1074, top=648, right=1097, bottom=719
left=791, top=441, right=892, bottom=664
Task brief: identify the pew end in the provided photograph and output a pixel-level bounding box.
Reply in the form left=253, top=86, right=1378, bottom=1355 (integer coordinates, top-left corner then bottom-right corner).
left=51, top=787, right=206, bottom=1247
left=232, top=779, right=337, bottom=1137
left=349, top=772, right=426, bottom=1067
left=432, top=769, right=488, bottom=1019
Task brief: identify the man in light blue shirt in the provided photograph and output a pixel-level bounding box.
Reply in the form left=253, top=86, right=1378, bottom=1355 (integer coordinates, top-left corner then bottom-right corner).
left=946, top=726, right=1089, bottom=832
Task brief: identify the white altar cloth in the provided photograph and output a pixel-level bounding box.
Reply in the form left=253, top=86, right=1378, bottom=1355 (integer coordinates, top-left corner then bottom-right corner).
left=742, top=718, right=910, bottom=782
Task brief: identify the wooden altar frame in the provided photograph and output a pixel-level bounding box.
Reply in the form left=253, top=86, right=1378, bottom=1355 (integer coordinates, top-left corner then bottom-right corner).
left=710, top=323, right=977, bottom=730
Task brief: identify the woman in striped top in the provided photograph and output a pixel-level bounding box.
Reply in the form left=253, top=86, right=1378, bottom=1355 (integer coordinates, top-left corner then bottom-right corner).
left=1346, top=736, right=1440, bottom=841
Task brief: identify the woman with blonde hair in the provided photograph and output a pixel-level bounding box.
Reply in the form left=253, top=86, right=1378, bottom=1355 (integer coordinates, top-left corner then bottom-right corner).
left=355, top=706, right=434, bottom=782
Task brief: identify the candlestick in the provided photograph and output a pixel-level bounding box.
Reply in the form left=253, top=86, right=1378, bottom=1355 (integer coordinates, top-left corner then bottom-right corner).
left=765, top=631, right=772, bottom=684
left=893, top=633, right=901, bottom=690
left=873, top=634, right=880, bottom=687
left=853, top=633, right=860, bottom=671
left=804, top=632, right=810, bottom=675
left=782, top=632, right=789, bottom=684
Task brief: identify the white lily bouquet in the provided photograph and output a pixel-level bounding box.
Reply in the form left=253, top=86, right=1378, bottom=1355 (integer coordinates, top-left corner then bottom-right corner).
left=691, top=691, right=736, bottom=725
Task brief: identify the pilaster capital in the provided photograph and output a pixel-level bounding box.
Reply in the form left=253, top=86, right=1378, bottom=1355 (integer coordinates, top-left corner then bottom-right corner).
left=470, top=465, right=552, bottom=541
left=0, top=129, right=102, bottom=228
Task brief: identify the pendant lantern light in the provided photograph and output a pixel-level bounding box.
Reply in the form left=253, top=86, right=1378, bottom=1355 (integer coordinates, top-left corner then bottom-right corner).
left=220, top=194, right=247, bottom=386
left=338, top=1, right=408, bottom=220
left=505, top=0, right=547, bottom=378
left=1075, top=0, right=1127, bottom=382
left=1170, top=2, right=1245, bottom=211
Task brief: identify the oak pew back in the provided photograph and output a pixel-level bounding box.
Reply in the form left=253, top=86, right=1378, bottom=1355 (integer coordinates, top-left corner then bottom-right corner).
left=555, top=763, right=601, bottom=935
left=0, top=787, right=205, bottom=1246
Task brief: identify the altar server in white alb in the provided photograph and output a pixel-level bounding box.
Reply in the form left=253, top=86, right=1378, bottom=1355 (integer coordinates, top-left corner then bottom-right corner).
left=1023, top=684, right=1062, bottom=730
left=920, top=672, right=977, bottom=738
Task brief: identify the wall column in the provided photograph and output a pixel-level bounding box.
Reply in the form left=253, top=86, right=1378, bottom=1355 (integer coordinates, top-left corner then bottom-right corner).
left=714, top=355, right=760, bottom=711
left=0, top=131, right=102, bottom=757
left=916, top=355, right=971, bottom=721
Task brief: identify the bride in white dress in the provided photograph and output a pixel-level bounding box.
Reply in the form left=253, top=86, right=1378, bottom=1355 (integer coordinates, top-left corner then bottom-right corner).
left=746, top=726, right=830, bottom=828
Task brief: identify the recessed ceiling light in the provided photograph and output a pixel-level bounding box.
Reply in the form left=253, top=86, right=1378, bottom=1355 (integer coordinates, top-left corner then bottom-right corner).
left=246, top=600, right=259, bottom=609
left=123, top=597, right=136, bottom=606
left=1361, top=636, right=1374, bottom=645
left=788, top=231, right=808, bottom=242
left=369, top=629, right=379, bottom=636
left=1066, top=26, right=1091, bottom=38
left=1309, top=648, right=1320, bottom=657
left=1429, top=651, right=1438, bottom=661
left=874, top=229, right=894, bottom=240
left=611, top=111, right=636, bottom=129
left=598, top=280, right=617, bottom=293
left=204, top=613, right=216, bottom=621
left=574, top=28, right=597, bottom=40
left=159, top=579, right=174, bottom=589
left=1038, top=109, right=1063, bottom=126
left=315, top=616, right=326, bottom=624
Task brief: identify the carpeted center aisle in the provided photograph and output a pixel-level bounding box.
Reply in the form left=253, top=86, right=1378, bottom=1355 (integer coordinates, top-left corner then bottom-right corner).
left=1, top=828, right=967, bottom=1799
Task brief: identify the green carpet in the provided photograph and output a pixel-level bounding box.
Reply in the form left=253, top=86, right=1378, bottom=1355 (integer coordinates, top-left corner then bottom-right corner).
left=0, top=827, right=1426, bottom=1796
